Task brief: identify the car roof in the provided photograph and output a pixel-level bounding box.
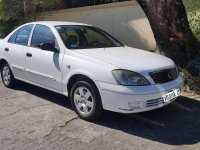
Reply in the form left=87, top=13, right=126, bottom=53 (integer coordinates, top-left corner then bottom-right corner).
left=27, top=21, right=92, bottom=27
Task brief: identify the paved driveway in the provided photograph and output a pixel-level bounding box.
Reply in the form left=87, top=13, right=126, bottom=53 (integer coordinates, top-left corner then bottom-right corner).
left=0, top=78, right=200, bottom=150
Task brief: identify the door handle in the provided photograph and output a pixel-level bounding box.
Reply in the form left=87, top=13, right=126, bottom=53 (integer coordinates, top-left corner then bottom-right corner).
left=26, top=53, right=32, bottom=57
left=5, top=48, right=9, bottom=52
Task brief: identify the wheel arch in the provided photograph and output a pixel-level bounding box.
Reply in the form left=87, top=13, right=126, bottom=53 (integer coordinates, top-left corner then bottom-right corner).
left=0, top=58, right=9, bottom=70
left=67, top=74, right=101, bottom=97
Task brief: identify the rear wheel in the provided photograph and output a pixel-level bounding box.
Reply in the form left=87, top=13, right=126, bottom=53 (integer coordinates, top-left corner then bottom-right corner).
left=1, top=63, right=16, bottom=88
left=70, top=81, right=104, bottom=121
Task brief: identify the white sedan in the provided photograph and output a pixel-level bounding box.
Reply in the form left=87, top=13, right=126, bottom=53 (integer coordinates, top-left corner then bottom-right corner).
left=0, top=21, right=184, bottom=120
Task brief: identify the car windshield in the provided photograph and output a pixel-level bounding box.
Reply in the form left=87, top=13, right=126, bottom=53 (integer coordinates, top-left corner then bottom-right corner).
left=55, top=25, right=123, bottom=49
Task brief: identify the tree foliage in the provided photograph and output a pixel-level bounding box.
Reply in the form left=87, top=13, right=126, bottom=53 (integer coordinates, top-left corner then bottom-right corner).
left=0, top=0, right=58, bottom=38
left=0, top=0, right=25, bottom=38
left=0, top=0, right=24, bottom=20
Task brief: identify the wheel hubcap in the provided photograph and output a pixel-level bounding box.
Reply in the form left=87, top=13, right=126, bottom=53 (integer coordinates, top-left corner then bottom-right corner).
left=74, top=87, right=94, bottom=115
left=2, top=66, right=11, bottom=85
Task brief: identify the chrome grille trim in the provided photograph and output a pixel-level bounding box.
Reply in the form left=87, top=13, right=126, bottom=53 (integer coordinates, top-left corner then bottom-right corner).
left=146, top=98, right=164, bottom=107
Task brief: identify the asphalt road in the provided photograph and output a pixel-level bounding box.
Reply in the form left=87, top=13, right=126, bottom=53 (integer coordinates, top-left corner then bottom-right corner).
left=0, top=77, right=200, bottom=150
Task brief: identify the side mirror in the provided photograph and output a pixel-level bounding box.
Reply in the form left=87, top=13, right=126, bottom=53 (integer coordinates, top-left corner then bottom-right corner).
left=40, top=43, right=59, bottom=53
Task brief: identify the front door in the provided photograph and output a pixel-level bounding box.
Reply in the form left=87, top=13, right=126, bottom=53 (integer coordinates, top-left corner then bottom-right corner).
left=25, top=24, right=63, bottom=91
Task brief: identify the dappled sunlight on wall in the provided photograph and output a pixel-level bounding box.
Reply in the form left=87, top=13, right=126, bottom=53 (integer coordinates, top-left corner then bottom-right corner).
left=127, top=18, right=156, bottom=50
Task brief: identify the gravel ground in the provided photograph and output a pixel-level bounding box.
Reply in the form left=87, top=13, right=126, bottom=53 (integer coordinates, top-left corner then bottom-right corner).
left=0, top=77, right=200, bottom=150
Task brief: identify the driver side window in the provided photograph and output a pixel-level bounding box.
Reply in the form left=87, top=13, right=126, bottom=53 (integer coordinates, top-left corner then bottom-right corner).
left=31, top=24, right=56, bottom=49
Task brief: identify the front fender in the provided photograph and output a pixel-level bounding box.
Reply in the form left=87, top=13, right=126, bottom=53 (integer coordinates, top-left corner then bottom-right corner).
left=63, top=69, right=102, bottom=95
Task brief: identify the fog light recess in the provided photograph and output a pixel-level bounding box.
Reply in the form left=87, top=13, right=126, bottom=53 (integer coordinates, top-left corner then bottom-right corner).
left=128, top=101, right=143, bottom=110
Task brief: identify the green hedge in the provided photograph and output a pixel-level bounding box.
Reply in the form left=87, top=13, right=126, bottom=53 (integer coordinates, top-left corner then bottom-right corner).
left=188, top=0, right=200, bottom=40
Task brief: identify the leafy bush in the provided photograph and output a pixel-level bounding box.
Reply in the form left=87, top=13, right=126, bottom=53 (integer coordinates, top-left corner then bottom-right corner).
left=184, top=0, right=200, bottom=94
left=0, top=20, right=19, bottom=38
left=182, top=58, right=200, bottom=94
left=188, top=0, right=200, bottom=40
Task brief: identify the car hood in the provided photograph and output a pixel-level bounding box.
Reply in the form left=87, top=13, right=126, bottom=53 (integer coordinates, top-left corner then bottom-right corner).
left=74, top=46, right=175, bottom=73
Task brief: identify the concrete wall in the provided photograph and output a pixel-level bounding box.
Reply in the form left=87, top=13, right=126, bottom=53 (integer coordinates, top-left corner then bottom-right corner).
left=39, top=0, right=191, bottom=50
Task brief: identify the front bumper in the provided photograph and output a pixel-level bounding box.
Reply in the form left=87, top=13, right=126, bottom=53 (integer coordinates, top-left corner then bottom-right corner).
left=99, top=75, right=184, bottom=113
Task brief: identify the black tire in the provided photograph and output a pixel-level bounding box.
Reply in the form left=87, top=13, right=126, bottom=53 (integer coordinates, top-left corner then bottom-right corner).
left=0, top=63, right=16, bottom=88
left=70, top=80, right=104, bottom=121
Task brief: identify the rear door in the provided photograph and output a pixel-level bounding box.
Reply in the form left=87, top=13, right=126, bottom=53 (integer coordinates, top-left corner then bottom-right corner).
left=3, top=24, right=33, bottom=79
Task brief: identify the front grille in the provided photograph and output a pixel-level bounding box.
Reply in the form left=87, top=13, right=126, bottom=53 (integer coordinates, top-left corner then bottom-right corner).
left=146, top=98, right=164, bottom=107
left=149, top=68, right=178, bottom=84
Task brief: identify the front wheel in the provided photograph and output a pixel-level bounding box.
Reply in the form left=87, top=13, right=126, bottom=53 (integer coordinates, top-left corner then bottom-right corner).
left=70, top=81, right=104, bottom=121
left=1, top=63, right=16, bottom=88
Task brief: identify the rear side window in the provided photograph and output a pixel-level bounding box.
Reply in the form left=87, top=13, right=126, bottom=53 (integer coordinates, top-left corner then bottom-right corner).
left=31, top=24, right=56, bottom=48
left=15, top=25, right=33, bottom=46
left=8, top=31, right=18, bottom=43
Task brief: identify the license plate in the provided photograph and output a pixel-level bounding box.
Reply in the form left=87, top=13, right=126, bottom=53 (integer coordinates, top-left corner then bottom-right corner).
left=163, top=88, right=181, bottom=103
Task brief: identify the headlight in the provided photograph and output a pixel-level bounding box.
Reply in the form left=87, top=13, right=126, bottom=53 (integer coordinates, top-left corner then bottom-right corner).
left=112, top=70, right=150, bottom=86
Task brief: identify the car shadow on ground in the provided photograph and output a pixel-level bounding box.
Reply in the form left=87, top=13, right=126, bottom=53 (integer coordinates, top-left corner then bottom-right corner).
left=14, top=81, right=200, bottom=146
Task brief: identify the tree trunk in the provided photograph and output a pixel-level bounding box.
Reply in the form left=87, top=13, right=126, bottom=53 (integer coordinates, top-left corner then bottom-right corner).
left=136, top=0, right=200, bottom=67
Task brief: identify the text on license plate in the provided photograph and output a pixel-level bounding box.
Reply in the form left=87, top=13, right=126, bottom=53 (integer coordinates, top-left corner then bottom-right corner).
left=163, top=89, right=181, bottom=103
